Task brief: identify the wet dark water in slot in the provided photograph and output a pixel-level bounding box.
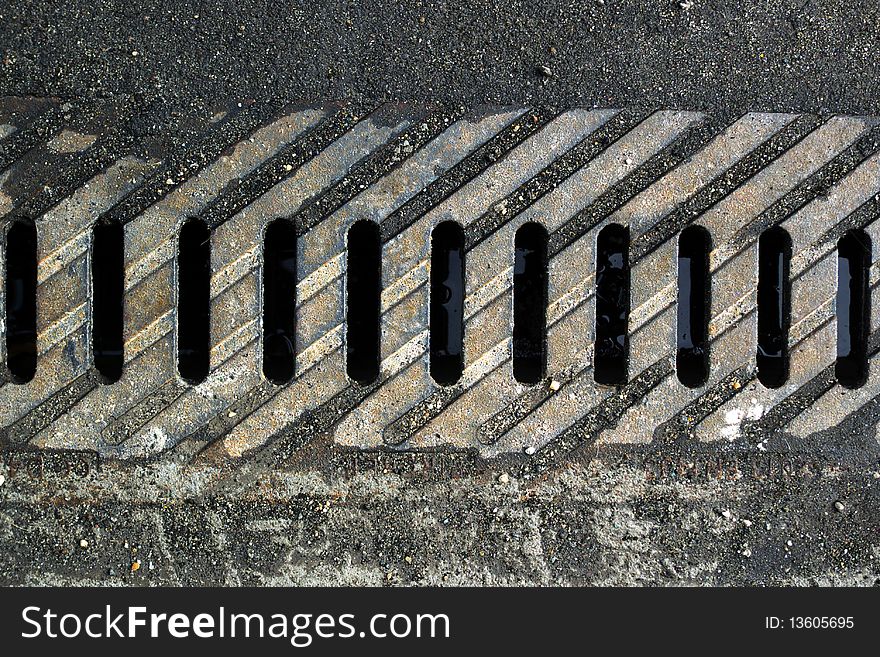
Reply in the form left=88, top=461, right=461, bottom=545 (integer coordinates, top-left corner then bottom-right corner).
left=262, top=219, right=297, bottom=385
left=836, top=229, right=870, bottom=389
left=594, top=224, right=630, bottom=385
left=5, top=220, right=37, bottom=383
left=92, top=221, right=124, bottom=383
left=756, top=227, right=791, bottom=389
left=346, top=220, right=381, bottom=384
left=676, top=226, right=711, bottom=388
left=177, top=218, right=211, bottom=384
left=513, top=222, right=548, bottom=384
left=430, top=221, right=465, bottom=385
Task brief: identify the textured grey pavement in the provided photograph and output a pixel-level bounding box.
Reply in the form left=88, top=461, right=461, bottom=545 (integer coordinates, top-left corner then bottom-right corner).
left=1, top=1, right=879, bottom=586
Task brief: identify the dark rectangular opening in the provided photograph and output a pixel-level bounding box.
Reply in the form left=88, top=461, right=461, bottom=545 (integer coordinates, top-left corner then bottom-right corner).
left=4, top=219, right=37, bottom=383
left=513, top=222, right=548, bottom=385
left=346, top=220, right=381, bottom=385
left=92, top=220, right=124, bottom=383
left=262, top=219, right=297, bottom=385
left=594, top=223, right=630, bottom=385
left=836, top=229, right=870, bottom=389
left=676, top=226, right=711, bottom=388
left=177, top=218, right=211, bottom=384
left=756, top=226, right=791, bottom=389
left=430, top=221, right=465, bottom=386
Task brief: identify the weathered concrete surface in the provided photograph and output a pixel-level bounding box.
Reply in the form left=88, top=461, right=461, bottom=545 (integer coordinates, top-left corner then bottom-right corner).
left=1, top=436, right=878, bottom=585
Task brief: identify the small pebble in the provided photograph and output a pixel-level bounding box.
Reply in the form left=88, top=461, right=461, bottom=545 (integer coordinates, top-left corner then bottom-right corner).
left=538, top=64, right=553, bottom=77
left=834, top=500, right=845, bottom=512
left=661, top=558, right=678, bottom=577
left=498, top=473, right=510, bottom=484
left=79, top=539, right=88, bottom=548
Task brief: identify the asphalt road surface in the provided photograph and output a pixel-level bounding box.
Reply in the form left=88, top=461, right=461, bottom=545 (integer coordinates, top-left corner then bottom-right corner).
left=0, top=1, right=878, bottom=586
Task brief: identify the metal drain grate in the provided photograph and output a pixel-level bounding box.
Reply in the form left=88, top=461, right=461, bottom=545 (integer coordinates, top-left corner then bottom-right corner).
left=2, top=98, right=880, bottom=466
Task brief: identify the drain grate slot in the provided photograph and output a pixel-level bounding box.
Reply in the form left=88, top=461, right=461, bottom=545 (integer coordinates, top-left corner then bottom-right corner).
left=177, top=218, right=211, bottom=384
left=346, top=220, right=381, bottom=385
left=676, top=225, right=711, bottom=388
left=262, top=219, right=297, bottom=385
left=4, top=219, right=37, bottom=384
left=594, top=223, right=630, bottom=386
left=513, top=222, right=548, bottom=385
left=836, top=228, right=871, bottom=389
left=430, top=221, right=465, bottom=386
left=91, top=220, right=124, bottom=383
left=756, top=226, right=792, bottom=389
